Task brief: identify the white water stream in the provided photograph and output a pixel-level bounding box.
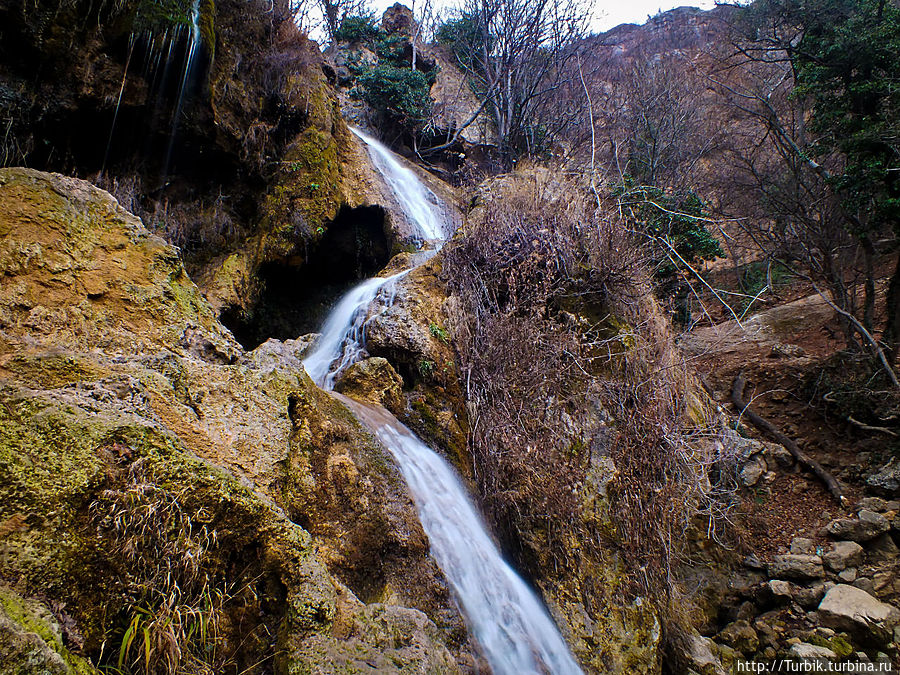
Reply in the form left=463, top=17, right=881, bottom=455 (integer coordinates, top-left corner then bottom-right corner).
left=350, top=127, right=446, bottom=242
left=302, top=129, right=583, bottom=675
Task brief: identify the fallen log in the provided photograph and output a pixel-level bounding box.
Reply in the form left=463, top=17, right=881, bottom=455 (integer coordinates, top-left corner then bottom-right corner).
left=731, top=373, right=845, bottom=504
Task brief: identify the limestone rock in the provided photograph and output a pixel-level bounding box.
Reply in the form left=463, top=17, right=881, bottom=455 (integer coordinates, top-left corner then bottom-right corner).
left=334, top=356, right=404, bottom=408
left=866, top=533, right=899, bottom=563
left=249, top=336, right=318, bottom=373
left=858, top=497, right=900, bottom=513
left=768, top=579, right=795, bottom=603
left=0, top=587, right=93, bottom=675
left=823, top=541, right=864, bottom=571
left=766, top=444, right=795, bottom=469
left=794, top=583, right=826, bottom=609
left=0, top=169, right=469, bottom=673
left=868, top=458, right=900, bottom=496
left=817, top=584, right=900, bottom=644
left=684, top=634, right=727, bottom=675
left=768, top=554, right=825, bottom=580
left=741, top=455, right=767, bottom=487
left=824, top=510, right=890, bottom=542
left=838, top=568, right=858, bottom=583
left=790, top=537, right=816, bottom=554
left=787, top=642, right=837, bottom=663
left=381, top=3, right=415, bottom=36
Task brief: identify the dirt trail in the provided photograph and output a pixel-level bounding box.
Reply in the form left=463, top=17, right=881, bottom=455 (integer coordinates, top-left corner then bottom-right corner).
left=681, top=292, right=867, bottom=554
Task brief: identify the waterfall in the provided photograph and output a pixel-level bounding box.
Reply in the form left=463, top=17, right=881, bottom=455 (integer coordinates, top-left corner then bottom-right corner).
left=302, top=270, right=409, bottom=389
left=301, top=128, right=584, bottom=675
left=163, top=0, right=201, bottom=177
left=350, top=127, right=446, bottom=242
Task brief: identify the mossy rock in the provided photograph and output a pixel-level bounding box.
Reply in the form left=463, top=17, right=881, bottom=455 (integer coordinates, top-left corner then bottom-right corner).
left=0, top=586, right=98, bottom=675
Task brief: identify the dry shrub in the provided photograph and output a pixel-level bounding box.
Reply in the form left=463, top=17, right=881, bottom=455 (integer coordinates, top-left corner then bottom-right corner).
left=443, top=169, right=735, bottom=649
left=444, top=171, right=645, bottom=555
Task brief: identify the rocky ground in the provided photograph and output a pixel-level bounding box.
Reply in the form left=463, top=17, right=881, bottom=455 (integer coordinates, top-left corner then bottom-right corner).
left=680, top=288, right=900, bottom=672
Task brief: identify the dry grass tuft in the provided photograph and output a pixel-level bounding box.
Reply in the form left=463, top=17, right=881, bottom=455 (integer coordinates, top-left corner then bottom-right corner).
left=90, top=459, right=236, bottom=675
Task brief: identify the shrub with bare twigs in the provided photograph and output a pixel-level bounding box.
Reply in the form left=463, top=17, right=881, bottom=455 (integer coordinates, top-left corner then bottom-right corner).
left=442, top=170, right=738, bottom=654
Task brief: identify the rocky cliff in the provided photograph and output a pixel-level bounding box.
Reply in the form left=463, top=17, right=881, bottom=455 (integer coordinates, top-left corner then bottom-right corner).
left=0, top=167, right=474, bottom=673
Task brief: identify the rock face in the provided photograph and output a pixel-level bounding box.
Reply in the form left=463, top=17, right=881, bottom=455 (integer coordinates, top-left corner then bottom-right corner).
left=824, top=511, right=891, bottom=542
left=0, top=587, right=95, bottom=675
left=767, top=555, right=825, bottom=581
left=817, top=584, right=900, bottom=645
left=334, top=357, right=404, bottom=408
left=381, top=2, right=416, bottom=36
left=0, top=168, right=467, bottom=673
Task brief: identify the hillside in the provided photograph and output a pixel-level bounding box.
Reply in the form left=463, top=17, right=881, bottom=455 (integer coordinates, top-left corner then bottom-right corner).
left=1, top=0, right=899, bottom=673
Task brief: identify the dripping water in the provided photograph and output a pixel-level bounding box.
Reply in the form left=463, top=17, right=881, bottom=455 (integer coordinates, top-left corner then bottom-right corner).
left=163, top=0, right=201, bottom=179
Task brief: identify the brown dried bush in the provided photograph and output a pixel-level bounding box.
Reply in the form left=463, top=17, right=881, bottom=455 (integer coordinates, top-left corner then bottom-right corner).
left=442, top=169, right=735, bottom=651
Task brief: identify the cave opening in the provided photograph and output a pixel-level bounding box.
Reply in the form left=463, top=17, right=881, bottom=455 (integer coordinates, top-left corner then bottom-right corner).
left=222, top=204, right=392, bottom=350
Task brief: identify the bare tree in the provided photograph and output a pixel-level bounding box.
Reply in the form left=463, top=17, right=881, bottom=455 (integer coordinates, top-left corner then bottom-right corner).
left=442, top=0, right=592, bottom=165
left=710, top=11, right=896, bottom=381
left=316, top=0, right=368, bottom=41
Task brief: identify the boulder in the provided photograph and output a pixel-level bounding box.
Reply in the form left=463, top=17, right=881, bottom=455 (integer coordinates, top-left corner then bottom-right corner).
left=684, top=634, right=727, bottom=675
left=767, top=579, right=795, bottom=604
left=715, top=620, right=758, bottom=655
left=767, top=554, right=825, bottom=580
left=787, top=642, right=837, bottom=663
left=790, top=537, right=816, bottom=554
left=794, top=583, right=826, bottom=609
left=838, top=568, right=858, bottom=583
left=866, top=533, right=899, bottom=563
left=824, top=510, right=890, bottom=542
left=867, top=458, right=900, bottom=496
left=741, top=455, right=767, bottom=486
left=817, top=584, right=900, bottom=644
left=858, top=497, right=900, bottom=513
left=823, top=541, right=864, bottom=571
left=334, top=357, right=404, bottom=408
left=766, top=444, right=795, bottom=469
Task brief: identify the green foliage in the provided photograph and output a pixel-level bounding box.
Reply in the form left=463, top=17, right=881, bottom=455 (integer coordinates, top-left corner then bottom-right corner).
left=614, top=180, right=723, bottom=280
left=133, top=0, right=195, bottom=31
left=791, top=0, right=900, bottom=233
left=417, top=359, right=434, bottom=377
left=357, top=64, right=433, bottom=128
left=374, top=32, right=408, bottom=65
left=429, top=323, right=450, bottom=343
left=334, top=13, right=379, bottom=43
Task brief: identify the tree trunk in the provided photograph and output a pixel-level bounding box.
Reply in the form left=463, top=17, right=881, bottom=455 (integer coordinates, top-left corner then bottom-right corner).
left=862, top=236, right=876, bottom=333
left=883, top=252, right=900, bottom=364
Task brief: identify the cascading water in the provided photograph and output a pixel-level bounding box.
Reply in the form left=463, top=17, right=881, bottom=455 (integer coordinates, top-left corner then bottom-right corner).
left=350, top=127, right=446, bottom=242
left=163, top=0, right=202, bottom=177
left=302, top=270, right=409, bottom=390
left=302, top=129, right=584, bottom=675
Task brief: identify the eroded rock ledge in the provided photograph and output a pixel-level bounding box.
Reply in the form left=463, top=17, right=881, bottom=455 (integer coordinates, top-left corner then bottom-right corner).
left=0, top=168, right=471, bottom=673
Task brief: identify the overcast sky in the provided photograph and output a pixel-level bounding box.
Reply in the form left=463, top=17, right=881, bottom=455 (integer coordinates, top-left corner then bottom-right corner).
left=364, top=0, right=718, bottom=34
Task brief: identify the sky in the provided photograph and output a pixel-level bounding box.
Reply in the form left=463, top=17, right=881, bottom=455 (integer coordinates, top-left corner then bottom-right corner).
left=362, top=0, right=719, bottom=34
